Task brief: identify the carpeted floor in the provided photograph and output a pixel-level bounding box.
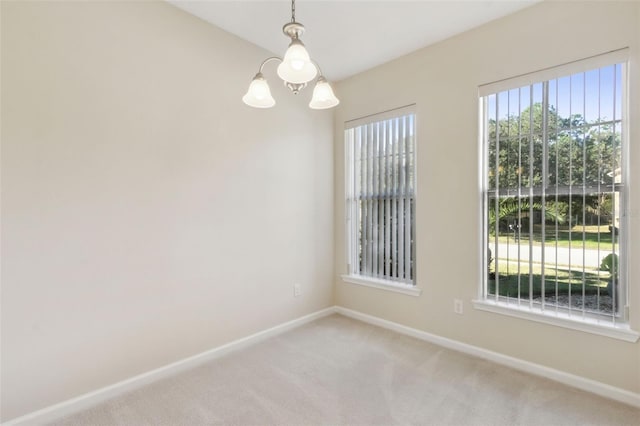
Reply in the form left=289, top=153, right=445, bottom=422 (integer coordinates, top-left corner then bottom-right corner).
left=52, top=314, right=639, bottom=425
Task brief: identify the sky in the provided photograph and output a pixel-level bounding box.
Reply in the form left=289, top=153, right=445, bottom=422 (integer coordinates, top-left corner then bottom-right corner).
left=487, top=63, right=623, bottom=124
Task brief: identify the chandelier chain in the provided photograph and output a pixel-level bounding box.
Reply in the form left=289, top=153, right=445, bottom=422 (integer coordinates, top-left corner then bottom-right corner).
left=291, top=0, right=295, bottom=22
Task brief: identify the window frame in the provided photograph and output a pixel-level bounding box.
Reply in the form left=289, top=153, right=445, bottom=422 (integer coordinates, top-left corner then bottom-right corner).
left=342, top=105, right=420, bottom=296
left=474, top=50, right=639, bottom=342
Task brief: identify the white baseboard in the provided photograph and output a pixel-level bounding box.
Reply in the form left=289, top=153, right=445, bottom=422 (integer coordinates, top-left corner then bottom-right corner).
left=334, top=306, right=640, bottom=409
left=6, top=305, right=638, bottom=425
left=3, top=307, right=335, bottom=426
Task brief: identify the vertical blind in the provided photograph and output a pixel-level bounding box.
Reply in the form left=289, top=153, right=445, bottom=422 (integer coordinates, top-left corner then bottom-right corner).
left=345, top=109, right=416, bottom=284
left=482, top=54, right=626, bottom=322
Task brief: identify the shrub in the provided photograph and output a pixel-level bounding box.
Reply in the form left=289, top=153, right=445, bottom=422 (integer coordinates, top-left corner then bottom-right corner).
left=599, top=253, right=619, bottom=279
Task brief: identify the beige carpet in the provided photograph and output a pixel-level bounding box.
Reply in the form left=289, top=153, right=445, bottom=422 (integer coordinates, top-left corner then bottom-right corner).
left=52, top=314, right=639, bottom=425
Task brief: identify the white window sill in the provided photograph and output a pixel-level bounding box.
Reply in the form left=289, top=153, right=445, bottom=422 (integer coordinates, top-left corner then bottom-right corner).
left=341, top=275, right=422, bottom=297
left=472, top=299, right=639, bottom=343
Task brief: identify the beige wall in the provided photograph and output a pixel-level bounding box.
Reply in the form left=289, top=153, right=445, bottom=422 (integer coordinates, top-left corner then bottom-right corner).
left=0, top=1, right=334, bottom=421
left=334, top=1, right=640, bottom=394
left=3, top=0, right=639, bottom=421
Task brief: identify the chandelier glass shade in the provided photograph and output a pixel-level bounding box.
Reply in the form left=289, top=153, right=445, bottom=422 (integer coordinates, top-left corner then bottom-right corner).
left=309, top=76, right=339, bottom=109
left=277, top=39, right=317, bottom=84
left=242, top=0, right=339, bottom=110
left=242, top=73, right=276, bottom=108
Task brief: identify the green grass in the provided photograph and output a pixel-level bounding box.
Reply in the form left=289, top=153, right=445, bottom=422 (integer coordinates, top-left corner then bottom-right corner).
left=488, top=262, right=608, bottom=298
left=494, top=225, right=618, bottom=250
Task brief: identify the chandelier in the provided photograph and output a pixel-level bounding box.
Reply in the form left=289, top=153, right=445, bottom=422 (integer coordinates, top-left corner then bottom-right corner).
left=242, top=0, right=340, bottom=110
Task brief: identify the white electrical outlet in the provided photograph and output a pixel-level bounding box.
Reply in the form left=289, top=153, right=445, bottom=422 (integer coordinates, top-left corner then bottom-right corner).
left=454, top=299, right=463, bottom=315
left=294, top=283, right=301, bottom=297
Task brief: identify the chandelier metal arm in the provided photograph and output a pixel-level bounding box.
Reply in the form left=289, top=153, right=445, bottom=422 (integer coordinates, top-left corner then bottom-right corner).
left=257, top=56, right=283, bottom=73
left=310, top=59, right=325, bottom=78
left=256, top=56, right=308, bottom=95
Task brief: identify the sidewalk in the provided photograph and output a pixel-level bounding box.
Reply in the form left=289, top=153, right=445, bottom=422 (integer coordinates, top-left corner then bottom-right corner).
left=493, top=242, right=615, bottom=269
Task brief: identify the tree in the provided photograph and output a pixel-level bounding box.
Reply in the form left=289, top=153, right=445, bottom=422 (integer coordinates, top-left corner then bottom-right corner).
left=487, top=101, right=621, bottom=226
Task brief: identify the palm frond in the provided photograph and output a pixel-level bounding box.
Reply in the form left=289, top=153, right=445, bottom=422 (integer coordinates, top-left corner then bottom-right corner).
left=488, top=197, right=566, bottom=231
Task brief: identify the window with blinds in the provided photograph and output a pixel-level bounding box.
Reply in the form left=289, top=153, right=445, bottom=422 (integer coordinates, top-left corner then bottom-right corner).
left=480, top=50, right=628, bottom=323
left=345, top=107, right=416, bottom=285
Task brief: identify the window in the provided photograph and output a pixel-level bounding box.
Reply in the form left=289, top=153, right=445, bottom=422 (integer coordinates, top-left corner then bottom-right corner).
left=344, top=107, right=416, bottom=292
left=478, top=50, right=634, bottom=335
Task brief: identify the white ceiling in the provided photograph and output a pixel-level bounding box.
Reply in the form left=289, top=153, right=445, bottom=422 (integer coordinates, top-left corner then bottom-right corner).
left=169, top=0, right=539, bottom=82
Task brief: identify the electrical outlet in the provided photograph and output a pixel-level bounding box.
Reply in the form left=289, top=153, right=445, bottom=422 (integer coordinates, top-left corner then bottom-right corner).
left=294, top=283, right=301, bottom=297
left=454, top=299, right=463, bottom=315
